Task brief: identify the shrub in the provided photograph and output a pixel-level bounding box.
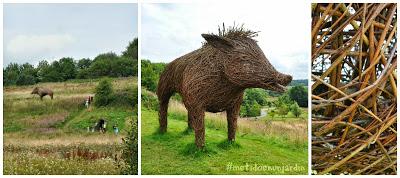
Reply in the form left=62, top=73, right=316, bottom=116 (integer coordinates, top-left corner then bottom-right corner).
left=121, top=109, right=138, bottom=175
left=277, top=104, right=289, bottom=117
left=268, top=109, right=276, bottom=118
left=247, top=102, right=261, bottom=117
left=111, top=87, right=138, bottom=108
left=240, top=102, right=261, bottom=117
left=94, top=78, right=114, bottom=107
left=141, top=92, right=159, bottom=111
left=290, top=102, right=302, bottom=118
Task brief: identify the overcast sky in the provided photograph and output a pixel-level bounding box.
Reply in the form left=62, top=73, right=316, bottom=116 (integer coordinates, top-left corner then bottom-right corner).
left=142, top=2, right=309, bottom=79
left=3, top=3, right=138, bottom=66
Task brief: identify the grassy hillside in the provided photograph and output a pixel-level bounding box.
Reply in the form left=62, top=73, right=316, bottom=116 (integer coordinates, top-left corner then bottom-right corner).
left=3, top=77, right=137, bottom=175
left=141, top=90, right=308, bottom=175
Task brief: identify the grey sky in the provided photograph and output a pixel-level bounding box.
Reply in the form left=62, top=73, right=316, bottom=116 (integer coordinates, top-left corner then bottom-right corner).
left=142, top=2, right=309, bottom=79
left=3, top=3, right=138, bottom=66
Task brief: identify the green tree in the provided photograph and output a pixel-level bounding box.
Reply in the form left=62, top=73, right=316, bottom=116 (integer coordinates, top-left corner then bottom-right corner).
left=8, top=63, right=38, bottom=85
left=288, top=85, right=308, bottom=107
left=94, top=78, right=114, bottom=107
left=76, top=58, right=93, bottom=79
left=3, top=63, right=21, bottom=85
left=16, top=74, right=36, bottom=86
left=77, top=69, right=91, bottom=79
left=111, top=57, right=136, bottom=77
left=290, top=102, right=302, bottom=118
left=247, top=102, right=261, bottom=117
left=275, top=94, right=293, bottom=107
left=244, top=88, right=269, bottom=106
left=39, top=60, right=64, bottom=82
left=77, top=58, right=92, bottom=70
left=89, top=52, right=119, bottom=77
left=20, top=63, right=37, bottom=78
left=277, top=104, right=289, bottom=118
left=122, top=38, right=138, bottom=60
left=141, top=60, right=166, bottom=92
left=122, top=38, right=138, bottom=77
left=37, top=60, right=50, bottom=81
left=268, top=109, right=276, bottom=118
left=59, top=57, right=77, bottom=80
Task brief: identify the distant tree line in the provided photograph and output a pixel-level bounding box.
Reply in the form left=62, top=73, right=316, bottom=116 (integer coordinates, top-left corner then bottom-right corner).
left=3, top=38, right=138, bottom=86
left=289, top=79, right=307, bottom=86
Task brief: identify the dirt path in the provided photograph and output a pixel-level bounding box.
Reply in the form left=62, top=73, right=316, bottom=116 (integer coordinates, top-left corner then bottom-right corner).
left=241, top=108, right=270, bottom=120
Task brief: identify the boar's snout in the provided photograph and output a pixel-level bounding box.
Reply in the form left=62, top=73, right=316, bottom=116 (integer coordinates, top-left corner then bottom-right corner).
left=280, top=74, right=292, bottom=86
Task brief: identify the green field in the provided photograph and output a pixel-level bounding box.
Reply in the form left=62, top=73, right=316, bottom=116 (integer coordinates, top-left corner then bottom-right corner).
left=141, top=92, right=308, bottom=175
left=3, top=77, right=137, bottom=175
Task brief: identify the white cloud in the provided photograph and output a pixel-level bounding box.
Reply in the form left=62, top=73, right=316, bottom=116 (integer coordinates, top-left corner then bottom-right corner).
left=142, top=1, right=310, bottom=79
left=6, top=34, right=76, bottom=60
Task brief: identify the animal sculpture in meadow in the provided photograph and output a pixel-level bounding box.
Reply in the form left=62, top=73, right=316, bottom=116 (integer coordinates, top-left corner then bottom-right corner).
left=31, top=87, right=54, bottom=100
left=157, top=25, right=292, bottom=148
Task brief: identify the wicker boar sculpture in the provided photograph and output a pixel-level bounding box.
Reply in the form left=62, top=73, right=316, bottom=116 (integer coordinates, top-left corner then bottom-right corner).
left=31, top=87, right=54, bottom=100
left=157, top=26, right=292, bottom=148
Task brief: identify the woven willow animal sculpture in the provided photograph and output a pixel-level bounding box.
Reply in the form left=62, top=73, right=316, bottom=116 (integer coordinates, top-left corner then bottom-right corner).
left=31, top=87, right=54, bottom=100
left=157, top=26, right=292, bottom=148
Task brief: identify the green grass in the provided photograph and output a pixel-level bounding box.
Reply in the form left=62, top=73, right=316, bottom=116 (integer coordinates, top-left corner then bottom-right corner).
left=64, top=107, right=133, bottom=133
left=141, top=108, right=307, bottom=175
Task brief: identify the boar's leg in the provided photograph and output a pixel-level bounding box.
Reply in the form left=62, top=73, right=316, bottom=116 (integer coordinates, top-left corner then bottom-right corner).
left=158, top=91, right=173, bottom=133
left=190, top=108, right=205, bottom=148
left=187, top=113, right=193, bottom=130
left=227, top=104, right=240, bottom=142
left=50, top=93, right=53, bottom=99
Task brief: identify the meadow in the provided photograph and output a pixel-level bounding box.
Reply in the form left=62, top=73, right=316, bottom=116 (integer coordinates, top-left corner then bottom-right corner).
left=141, top=89, right=308, bottom=175
left=3, top=77, right=137, bottom=175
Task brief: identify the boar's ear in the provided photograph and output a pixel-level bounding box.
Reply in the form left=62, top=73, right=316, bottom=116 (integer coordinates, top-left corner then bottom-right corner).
left=201, top=34, right=233, bottom=52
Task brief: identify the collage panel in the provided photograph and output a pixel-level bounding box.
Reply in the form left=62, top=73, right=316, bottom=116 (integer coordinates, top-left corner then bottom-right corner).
left=141, top=1, right=309, bottom=175
left=311, top=3, right=397, bottom=175
left=2, top=0, right=398, bottom=176
left=3, top=3, right=138, bottom=175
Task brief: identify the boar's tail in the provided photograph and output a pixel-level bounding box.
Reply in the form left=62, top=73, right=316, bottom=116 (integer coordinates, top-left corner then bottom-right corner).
left=156, top=74, right=175, bottom=133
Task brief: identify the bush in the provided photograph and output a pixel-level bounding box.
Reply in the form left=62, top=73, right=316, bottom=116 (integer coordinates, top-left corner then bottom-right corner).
left=111, top=87, right=138, bottom=108
left=141, top=92, right=159, bottom=111
left=268, top=110, right=276, bottom=118
left=290, top=102, right=302, bottom=118
left=121, top=108, right=138, bottom=175
left=94, top=78, right=114, bottom=107
left=248, top=103, right=261, bottom=117
left=277, top=104, right=289, bottom=117
left=240, top=102, right=261, bottom=117
left=239, top=89, right=269, bottom=117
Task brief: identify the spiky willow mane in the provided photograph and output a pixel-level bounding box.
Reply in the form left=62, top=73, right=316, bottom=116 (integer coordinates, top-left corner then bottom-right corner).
left=202, top=23, right=259, bottom=46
